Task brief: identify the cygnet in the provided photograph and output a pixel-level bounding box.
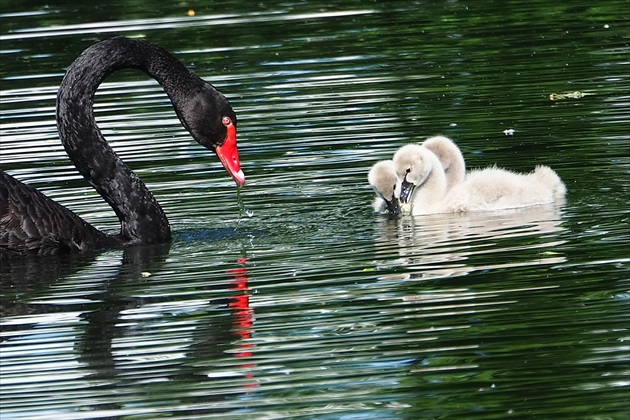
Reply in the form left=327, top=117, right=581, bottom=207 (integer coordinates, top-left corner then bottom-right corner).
left=392, top=144, right=566, bottom=215
left=392, top=144, right=448, bottom=214
left=367, top=160, right=401, bottom=215
left=422, top=136, right=466, bottom=190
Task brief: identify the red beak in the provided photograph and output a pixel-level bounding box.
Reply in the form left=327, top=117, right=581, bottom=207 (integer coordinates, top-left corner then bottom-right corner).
left=215, top=121, right=245, bottom=186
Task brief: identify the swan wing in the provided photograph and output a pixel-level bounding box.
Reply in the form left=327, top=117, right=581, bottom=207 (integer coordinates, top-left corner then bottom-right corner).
left=1, top=172, right=106, bottom=256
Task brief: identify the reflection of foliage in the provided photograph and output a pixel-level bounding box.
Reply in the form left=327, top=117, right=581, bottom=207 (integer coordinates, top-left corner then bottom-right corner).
left=0, top=2, right=628, bottom=419
left=2, top=0, right=627, bottom=86
left=1, top=0, right=628, bottom=171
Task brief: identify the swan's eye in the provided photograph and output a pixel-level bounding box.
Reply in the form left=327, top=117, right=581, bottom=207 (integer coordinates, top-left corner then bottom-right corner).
left=222, top=116, right=232, bottom=127
left=406, top=168, right=411, bottom=174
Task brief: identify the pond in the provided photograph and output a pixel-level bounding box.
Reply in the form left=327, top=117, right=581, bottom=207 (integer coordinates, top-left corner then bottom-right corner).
left=1, top=0, right=628, bottom=418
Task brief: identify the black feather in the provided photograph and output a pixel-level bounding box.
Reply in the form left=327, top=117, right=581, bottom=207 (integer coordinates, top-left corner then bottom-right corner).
left=1, top=37, right=237, bottom=257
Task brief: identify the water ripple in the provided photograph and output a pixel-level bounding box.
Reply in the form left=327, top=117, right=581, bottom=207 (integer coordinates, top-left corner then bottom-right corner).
left=2, top=1, right=629, bottom=419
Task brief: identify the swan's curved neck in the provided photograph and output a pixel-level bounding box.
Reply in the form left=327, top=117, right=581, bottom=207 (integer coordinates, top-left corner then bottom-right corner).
left=411, top=154, right=448, bottom=213
left=56, top=38, right=202, bottom=244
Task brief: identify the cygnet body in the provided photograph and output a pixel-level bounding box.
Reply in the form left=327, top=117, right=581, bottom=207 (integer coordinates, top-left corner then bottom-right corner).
left=393, top=144, right=566, bottom=215
left=445, top=165, right=566, bottom=212
left=368, top=160, right=401, bottom=215
left=422, top=136, right=465, bottom=190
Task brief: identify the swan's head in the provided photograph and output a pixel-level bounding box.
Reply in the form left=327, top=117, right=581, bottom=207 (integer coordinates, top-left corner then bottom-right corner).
left=179, top=83, right=245, bottom=186
left=368, top=160, right=401, bottom=215
left=393, top=144, right=436, bottom=204
left=422, top=136, right=465, bottom=186
left=422, top=136, right=456, bottom=170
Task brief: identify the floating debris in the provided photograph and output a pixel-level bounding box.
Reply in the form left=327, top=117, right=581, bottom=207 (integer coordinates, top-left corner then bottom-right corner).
left=549, top=91, right=593, bottom=101
left=503, top=128, right=515, bottom=136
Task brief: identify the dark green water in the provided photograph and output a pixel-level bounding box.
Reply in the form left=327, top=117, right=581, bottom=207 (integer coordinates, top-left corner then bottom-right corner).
left=1, top=1, right=628, bottom=418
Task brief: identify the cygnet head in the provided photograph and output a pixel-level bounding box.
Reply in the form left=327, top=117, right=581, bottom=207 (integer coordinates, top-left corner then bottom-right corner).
left=393, top=144, right=444, bottom=204
left=422, top=136, right=466, bottom=189
left=368, top=160, right=401, bottom=215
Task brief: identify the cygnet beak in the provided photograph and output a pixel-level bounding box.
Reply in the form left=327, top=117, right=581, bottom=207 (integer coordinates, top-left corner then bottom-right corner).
left=384, top=197, right=401, bottom=216
left=399, top=178, right=415, bottom=204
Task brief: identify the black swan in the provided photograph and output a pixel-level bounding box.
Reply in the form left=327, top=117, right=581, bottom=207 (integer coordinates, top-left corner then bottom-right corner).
left=0, top=37, right=245, bottom=257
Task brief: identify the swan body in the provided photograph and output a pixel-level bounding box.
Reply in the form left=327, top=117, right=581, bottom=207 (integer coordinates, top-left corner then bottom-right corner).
left=421, top=136, right=465, bottom=190
left=392, top=144, right=566, bottom=215
left=443, top=165, right=566, bottom=213
left=368, top=160, right=401, bottom=215
left=1, top=37, right=245, bottom=257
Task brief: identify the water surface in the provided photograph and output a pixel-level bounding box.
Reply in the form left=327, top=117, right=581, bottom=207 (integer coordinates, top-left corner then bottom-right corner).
left=1, top=1, right=628, bottom=418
